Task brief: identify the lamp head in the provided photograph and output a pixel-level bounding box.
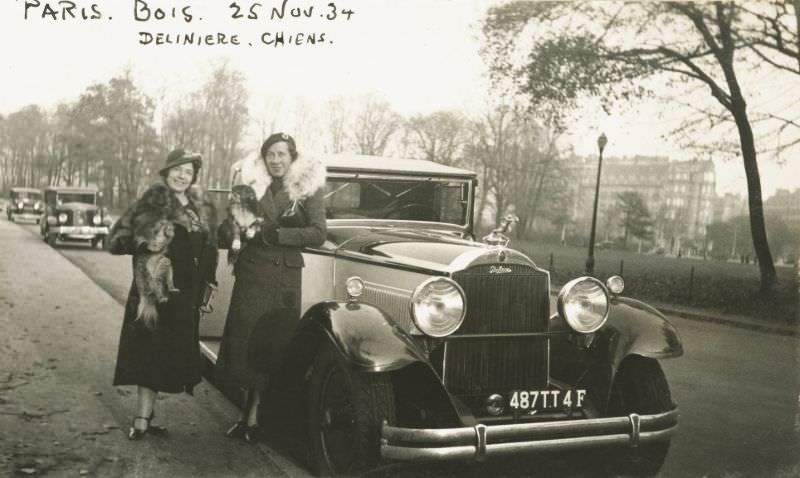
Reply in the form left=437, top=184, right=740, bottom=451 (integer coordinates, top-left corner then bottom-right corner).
left=597, top=133, right=608, bottom=153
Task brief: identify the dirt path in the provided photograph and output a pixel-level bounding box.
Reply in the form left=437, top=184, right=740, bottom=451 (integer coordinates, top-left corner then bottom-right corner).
left=0, top=219, right=308, bottom=477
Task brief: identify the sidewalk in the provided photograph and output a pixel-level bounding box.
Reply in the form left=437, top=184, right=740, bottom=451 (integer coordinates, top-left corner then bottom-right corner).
left=0, top=218, right=306, bottom=478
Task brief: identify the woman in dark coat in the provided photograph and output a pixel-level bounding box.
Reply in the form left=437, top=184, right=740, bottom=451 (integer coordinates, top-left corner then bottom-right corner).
left=110, top=149, right=218, bottom=440
left=215, top=132, right=326, bottom=443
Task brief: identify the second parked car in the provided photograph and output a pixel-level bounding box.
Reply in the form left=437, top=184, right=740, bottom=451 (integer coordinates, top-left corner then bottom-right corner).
left=7, top=187, right=43, bottom=223
left=40, top=186, right=112, bottom=248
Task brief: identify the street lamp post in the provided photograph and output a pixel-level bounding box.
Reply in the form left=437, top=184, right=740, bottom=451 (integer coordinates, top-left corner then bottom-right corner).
left=585, top=133, right=608, bottom=276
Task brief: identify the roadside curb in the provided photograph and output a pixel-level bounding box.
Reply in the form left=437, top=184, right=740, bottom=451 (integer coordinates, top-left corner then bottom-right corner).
left=651, top=304, right=798, bottom=338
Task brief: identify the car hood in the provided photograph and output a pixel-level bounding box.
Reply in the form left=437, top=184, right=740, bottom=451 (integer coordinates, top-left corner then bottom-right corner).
left=57, top=202, right=98, bottom=212
left=329, top=227, right=536, bottom=274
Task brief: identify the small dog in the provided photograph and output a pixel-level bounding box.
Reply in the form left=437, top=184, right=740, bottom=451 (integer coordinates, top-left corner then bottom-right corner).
left=131, top=184, right=180, bottom=330
left=224, top=184, right=264, bottom=265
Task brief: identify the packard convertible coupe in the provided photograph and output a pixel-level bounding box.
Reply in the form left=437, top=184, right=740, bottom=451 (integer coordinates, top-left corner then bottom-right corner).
left=200, top=154, right=682, bottom=476
left=40, top=186, right=112, bottom=248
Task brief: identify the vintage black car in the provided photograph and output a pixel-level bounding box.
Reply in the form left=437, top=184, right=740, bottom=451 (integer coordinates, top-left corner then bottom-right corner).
left=40, top=186, right=111, bottom=248
left=7, top=187, right=43, bottom=223
left=200, top=154, right=682, bottom=477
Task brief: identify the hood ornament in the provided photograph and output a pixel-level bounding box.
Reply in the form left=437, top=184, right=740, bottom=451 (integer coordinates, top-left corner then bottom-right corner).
left=482, top=214, right=519, bottom=248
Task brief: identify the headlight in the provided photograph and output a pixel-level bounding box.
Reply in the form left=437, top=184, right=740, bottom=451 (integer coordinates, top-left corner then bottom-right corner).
left=410, top=277, right=466, bottom=337
left=33, top=202, right=41, bottom=211
left=17, top=202, right=24, bottom=209
left=345, top=276, right=364, bottom=299
left=557, top=277, right=609, bottom=334
left=606, top=275, right=624, bottom=295
left=58, top=213, right=68, bottom=223
left=92, top=215, right=101, bottom=225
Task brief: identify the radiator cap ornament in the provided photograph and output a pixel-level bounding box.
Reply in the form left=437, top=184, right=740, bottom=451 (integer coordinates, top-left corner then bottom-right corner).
left=482, top=214, right=519, bottom=248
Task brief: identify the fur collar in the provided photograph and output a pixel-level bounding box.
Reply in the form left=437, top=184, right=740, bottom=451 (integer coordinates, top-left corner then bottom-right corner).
left=235, top=151, right=326, bottom=201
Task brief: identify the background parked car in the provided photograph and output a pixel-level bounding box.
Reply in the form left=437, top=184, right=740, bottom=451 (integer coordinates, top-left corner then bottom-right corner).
left=7, top=187, right=43, bottom=223
left=39, top=186, right=112, bottom=248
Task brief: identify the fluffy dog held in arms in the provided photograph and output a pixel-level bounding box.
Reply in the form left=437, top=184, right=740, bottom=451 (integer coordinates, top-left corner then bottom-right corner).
left=223, top=184, right=264, bottom=266
left=132, top=183, right=180, bottom=330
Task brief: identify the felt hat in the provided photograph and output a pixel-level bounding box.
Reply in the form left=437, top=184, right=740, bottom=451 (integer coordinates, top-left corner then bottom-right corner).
left=159, top=149, right=202, bottom=176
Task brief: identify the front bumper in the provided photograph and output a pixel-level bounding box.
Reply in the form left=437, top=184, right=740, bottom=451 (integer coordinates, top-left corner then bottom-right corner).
left=381, top=409, right=678, bottom=462
left=11, top=212, right=40, bottom=221
left=54, top=226, right=109, bottom=238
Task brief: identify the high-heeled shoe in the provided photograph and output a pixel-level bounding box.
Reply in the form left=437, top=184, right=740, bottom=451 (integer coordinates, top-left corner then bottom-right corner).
left=226, top=421, right=247, bottom=439
left=128, top=416, right=150, bottom=440
left=243, top=424, right=260, bottom=444
left=147, top=412, right=168, bottom=435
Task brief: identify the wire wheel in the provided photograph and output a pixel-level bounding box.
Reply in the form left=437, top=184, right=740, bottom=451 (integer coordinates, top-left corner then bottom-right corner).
left=307, top=344, right=395, bottom=476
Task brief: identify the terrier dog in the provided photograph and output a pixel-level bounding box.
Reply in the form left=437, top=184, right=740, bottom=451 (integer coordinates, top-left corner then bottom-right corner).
left=224, top=184, right=264, bottom=265
left=131, top=184, right=180, bottom=330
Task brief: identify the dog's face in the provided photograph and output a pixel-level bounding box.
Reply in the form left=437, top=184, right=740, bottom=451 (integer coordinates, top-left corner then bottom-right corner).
left=228, top=185, right=261, bottom=227
left=229, top=185, right=258, bottom=207
left=134, top=210, right=174, bottom=253
left=144, top=219, right=174, bottom=253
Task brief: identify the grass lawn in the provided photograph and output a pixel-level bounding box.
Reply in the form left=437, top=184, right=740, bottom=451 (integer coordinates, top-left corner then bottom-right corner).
left=514, top=241, right=798, bottom=324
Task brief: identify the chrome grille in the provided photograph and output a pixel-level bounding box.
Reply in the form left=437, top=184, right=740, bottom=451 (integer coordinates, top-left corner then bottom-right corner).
left=444, top=264, right=550, bottom=394
left=362, top=282, right=414, bottom=331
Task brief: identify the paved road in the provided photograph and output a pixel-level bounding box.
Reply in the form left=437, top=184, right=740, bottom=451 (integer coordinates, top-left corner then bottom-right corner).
left=8, top=221, right=800, bottom=477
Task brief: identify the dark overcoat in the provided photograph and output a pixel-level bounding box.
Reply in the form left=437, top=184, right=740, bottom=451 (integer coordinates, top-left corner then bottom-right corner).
left=110, top=186, right=218, bottom=394
left=215, top=177, right=326, bottom=391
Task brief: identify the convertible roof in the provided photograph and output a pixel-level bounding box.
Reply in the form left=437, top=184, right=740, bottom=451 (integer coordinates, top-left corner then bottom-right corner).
left=324, top=153, right=476, bottom=179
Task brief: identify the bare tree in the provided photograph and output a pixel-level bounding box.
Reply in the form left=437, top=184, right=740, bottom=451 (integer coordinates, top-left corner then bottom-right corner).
left=325, top=96, right=350, bottom=154
left=406, top=111, right=468, bottom=166
left=351, top=94, right=402, bottom=156
left=482, top=1, right=793, bottom=292
left=163, top=64, right=249, bottom=189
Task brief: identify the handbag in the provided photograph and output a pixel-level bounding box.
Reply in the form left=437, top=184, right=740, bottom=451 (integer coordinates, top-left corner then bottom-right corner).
left=278, top=200, right=308, bottom=228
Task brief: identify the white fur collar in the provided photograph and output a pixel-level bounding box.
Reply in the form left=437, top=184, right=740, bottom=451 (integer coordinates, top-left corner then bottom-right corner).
left=232, top=151, right=326, bottom=201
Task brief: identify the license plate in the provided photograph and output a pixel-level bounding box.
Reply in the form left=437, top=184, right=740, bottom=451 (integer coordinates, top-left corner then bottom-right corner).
left=509, top=389, right=587, bottom=411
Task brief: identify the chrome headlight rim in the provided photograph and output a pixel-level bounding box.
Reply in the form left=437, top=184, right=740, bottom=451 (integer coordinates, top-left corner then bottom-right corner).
left=557, top=276, right=610, bottom=334
left=409, top=277, right=466, bottom=338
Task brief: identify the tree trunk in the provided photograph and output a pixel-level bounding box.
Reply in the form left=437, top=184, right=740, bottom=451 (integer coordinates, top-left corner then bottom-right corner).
left=731, top=103, right=777, bottom=292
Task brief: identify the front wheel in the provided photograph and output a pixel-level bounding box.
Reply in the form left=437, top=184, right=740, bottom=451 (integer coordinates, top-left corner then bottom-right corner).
left=307, top=344, right=395, bottom=476
left=604, top=356, right=673, bottom=477
left=46, top=233, right=57, bottom=248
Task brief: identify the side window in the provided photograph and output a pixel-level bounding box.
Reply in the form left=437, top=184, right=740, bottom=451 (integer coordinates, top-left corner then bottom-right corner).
left=324, top=181, right=363, bottom=218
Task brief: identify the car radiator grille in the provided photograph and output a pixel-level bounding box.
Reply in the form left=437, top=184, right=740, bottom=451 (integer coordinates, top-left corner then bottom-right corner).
left=445, top=264, right=549, bottom=394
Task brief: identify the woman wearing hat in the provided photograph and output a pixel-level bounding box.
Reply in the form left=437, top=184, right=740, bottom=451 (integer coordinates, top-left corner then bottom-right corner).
left=109, top=149, right=219, bottom=440
left=215, top=133, right=326, bottom=443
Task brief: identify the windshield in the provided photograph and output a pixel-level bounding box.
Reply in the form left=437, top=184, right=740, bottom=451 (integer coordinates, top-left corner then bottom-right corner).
left=323, top=177, right=470, bottom=226
left=57, top=193, right=96, bottom=205
left=11, top=191, right=40, bottom=200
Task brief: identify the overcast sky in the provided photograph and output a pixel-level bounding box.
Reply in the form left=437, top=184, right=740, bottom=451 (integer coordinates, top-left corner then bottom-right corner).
left=1, top=0, right=797, bottom=198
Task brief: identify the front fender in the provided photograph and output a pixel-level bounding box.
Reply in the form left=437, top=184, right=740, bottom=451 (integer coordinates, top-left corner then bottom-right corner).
left=300, top=301, right=429, bottom=372
left=563, top=296, right=683, bottom=413
left=296, top=301, right=464, bottom=427
left=602, top=297, right=684, bottom=367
